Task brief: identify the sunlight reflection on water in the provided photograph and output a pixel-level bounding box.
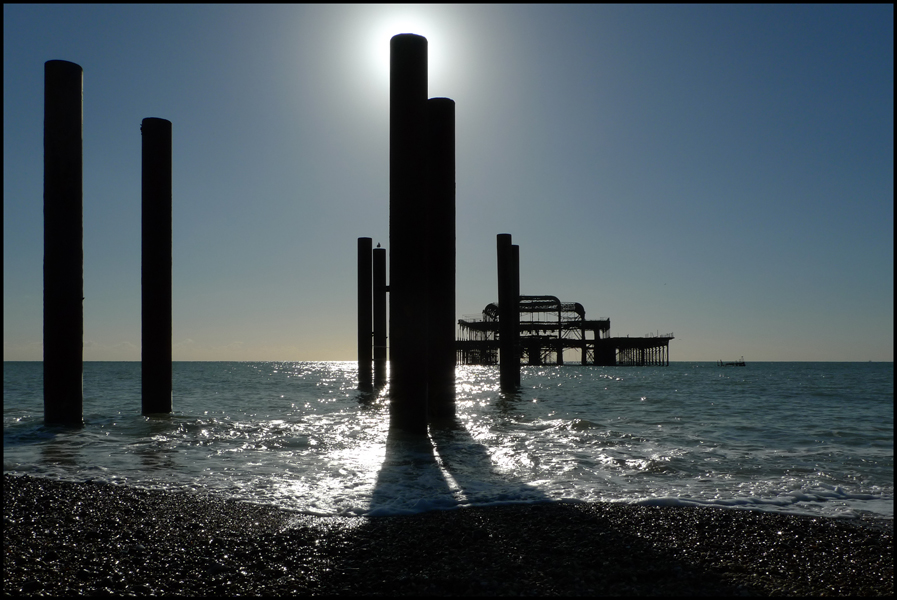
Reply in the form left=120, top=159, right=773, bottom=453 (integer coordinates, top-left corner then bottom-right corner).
left=3, top=361, right=893, bottom=519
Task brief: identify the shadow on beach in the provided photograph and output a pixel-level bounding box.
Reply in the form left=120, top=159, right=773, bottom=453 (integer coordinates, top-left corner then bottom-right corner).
left=367, top=412, right=551, bottom=515
left=309, top=499, right=766, bottom=595
left=5, top=472, right=891, bottom=596
left=330, top=404, right=759, bottom=595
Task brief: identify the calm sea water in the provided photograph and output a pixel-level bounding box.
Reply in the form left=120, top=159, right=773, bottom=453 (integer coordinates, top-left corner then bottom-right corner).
left=3, top=361, right=893, bottom=520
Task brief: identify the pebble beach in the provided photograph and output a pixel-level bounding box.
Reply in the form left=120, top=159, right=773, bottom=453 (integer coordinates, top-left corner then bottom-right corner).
left=3, top=473, right=892, bottom=596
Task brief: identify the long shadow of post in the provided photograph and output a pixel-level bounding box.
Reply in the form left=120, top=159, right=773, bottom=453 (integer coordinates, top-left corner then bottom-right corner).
left=368, top=391, right=551, bottom=515
left=312, top=388, right=760, bottom=596
left=368, top=428, right=457, bottom=515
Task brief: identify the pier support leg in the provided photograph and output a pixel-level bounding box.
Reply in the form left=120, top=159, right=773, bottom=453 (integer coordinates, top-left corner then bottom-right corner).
left=373, top=246, right=387, bottom=388
left=497, top=234, right=519, bottom=392
left=141, top=117, right=173, bottom=415
left=581, top=329, right=587, bottom=366
left=511, top=244, right=521, bottom=388
left=43, top=60, right=84, bottom=426
left=425, top=98, right=456, bottom=421
left=389, top=34, right=429, bottom=433
left=357, top=237, right=373, bottom=392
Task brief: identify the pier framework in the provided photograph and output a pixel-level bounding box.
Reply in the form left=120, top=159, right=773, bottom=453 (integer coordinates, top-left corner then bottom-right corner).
left=457, top=296, right=673, bottom=367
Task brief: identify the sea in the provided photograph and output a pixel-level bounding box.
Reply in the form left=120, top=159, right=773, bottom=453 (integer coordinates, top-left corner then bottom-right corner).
left=3, top=361, right=893, bottom=521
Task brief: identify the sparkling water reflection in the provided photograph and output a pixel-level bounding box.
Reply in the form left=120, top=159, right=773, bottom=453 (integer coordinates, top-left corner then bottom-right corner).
left=3, top=361, right=893, bottom=519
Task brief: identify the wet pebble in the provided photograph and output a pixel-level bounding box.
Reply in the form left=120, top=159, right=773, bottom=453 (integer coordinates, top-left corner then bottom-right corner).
left=3, top=474, right=892, bottom=596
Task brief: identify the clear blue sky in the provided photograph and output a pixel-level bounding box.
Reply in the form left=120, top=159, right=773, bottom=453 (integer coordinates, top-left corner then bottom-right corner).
left=4, top=4, right=893, bottom=362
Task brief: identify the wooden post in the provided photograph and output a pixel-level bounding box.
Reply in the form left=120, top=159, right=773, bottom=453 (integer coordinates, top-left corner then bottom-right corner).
left=357, top=237, right=373, bottom=392
left=425, top=97, right=456, bottom=421
left=373, top=245, right=387, bottom=388
left=497, top=234, right=518, bottom=392
left=388, top=34, right=429, bottom=433
left=43, top=60, right=84, bottom=426
left=511, top=244, right=521, bottom=388
left=141, top=117, right=172, bottom=415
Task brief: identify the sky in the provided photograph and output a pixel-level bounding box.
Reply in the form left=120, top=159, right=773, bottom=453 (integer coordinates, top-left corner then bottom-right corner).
left=3, top=4, right=893, bottom=362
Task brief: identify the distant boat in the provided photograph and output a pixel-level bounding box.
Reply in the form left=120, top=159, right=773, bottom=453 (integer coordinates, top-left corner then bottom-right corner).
left=718, top=357, right=746, bottom=367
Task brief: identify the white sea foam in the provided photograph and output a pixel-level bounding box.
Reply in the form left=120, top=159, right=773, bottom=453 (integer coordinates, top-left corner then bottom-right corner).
left=3, top=361, right=893, bottom=520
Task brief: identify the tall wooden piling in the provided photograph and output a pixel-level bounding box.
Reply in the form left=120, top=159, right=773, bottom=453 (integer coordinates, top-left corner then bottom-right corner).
left=497, top=234, right=519, bottom=392
left=141, top=117, right=173, bottom=415
left=373, top=245, right=388, bottom=388
left=357, top=237, right=373, bottom=392
left=43, top=60, right=84, bottom=425
left=425, top=97, right=456, bottom=421
left=389, top=33, right=429, bottom=433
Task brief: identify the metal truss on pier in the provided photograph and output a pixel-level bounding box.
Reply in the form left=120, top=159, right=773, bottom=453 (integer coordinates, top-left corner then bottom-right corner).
left=457, top=295, right=673, bottom=366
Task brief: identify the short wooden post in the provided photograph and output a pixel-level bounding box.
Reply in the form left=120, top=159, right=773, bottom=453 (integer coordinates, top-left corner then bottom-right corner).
left=497, top=234, right=519, bottom=392
left=511, top=244, right=521, bottom=388
left=358, top=237, right=373, bottom=392
left=373, top=245, right=388, bottom=388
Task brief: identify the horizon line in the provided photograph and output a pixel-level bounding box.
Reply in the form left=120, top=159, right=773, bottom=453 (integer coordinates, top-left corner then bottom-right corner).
left=3, top=359, right=893, bottom=364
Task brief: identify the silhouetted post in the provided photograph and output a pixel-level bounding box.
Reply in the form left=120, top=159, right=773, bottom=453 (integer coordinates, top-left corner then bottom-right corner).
left=497, top=234, right=518, bottom=392
left=389, top=33, right=429, bottom=433
left=373, top=245, right=388, bottom=387
left=511, top=244, right=521, bottom=388
left=43, top=60, right=84, bottom=425
left=581, top=318, right=588, bottom=365
left=141, top=117, right=172, bottom=415
left=357, top=237, right=373, bottom=392
left=426, top=97, right=456, bottom=421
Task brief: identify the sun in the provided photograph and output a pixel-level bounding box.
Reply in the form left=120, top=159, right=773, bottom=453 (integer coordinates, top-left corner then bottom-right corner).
left=366, top=10, right=447, bottom=92
left=345, top=5, right=466, bottom=102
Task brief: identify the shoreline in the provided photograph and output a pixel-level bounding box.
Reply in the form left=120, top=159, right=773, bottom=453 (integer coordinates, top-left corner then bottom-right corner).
left=4, top=473, right=893, bottom=596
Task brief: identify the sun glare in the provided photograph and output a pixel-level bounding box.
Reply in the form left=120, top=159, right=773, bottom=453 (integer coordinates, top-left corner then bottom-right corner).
left=367, top=10, right=448, bottom=92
